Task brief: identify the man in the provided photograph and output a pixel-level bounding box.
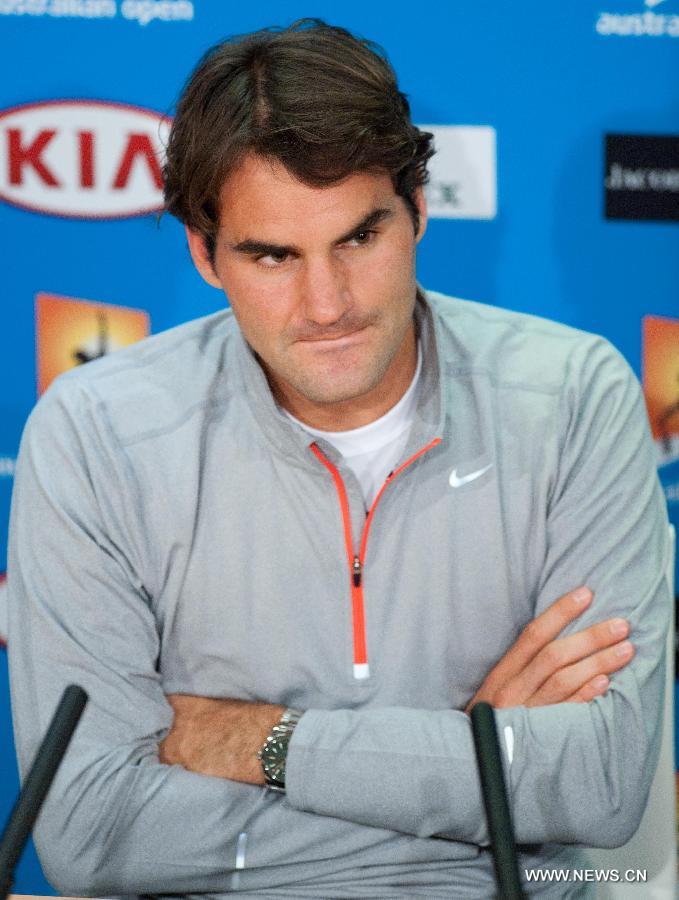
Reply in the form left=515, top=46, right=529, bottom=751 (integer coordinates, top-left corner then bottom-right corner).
left=7, top=19, right=670, bottom=899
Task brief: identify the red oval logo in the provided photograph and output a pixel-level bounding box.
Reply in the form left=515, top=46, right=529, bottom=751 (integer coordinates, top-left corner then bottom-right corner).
left=0, top=99, right=171, bottom=219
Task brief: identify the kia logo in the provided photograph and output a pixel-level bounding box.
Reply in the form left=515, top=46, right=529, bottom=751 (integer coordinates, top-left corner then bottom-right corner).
left=0, top=99, right=171, bottom=219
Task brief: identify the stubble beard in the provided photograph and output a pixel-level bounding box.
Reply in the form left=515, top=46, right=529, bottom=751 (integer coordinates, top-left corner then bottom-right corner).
left=270, top=315, right=413, bottom=410
left=281, top=352, right=395, bottom=407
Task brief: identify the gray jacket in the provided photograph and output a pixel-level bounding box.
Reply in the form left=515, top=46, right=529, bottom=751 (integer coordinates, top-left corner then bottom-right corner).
left=7, top=289, right=671, bottom=898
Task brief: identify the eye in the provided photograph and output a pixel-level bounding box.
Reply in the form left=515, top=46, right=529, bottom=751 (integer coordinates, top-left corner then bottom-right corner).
left=256, top=250, right=289, bottom=268
left=347, top=229, right=376, bottom=246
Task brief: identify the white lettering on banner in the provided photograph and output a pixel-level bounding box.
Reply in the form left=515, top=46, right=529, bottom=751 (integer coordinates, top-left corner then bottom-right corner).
left=0, top=0, right=48, bottom=13
left=0, top=457, right=16, bottom=477
left=0, top=0, right=193, bottom=21
left=418, top=125, right=497, bottom=220
left=0, top=100, right=170, bottom=218
left=596, top=9, right=679, bottom=37
left=121, top=0, right=193, bottom=25
left=0, top=0, right=115, bottom=15
left=49, top=0, right=116, bottom=15
left=606, top=163, right=679, bottom=191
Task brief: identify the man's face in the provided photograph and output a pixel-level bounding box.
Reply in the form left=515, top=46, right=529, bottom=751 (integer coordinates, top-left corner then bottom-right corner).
left=187, top=153, right=427, bottom=429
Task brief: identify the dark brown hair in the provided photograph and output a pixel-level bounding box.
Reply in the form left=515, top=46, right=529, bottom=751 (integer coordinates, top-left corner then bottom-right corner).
left=163, top=18, right=435, bottom=263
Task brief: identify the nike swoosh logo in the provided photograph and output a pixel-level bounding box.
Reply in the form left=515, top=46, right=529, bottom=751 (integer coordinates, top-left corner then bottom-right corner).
left=449, top=463, right=493, bottom=488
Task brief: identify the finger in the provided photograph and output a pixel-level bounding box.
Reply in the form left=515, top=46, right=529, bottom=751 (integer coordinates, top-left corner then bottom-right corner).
left=549, top=617, right=630, bottom=665
left=483, top=586, right=593, bottom=691
left=509, top=616, right=630, bottom=699
left=527, top=640, right=635, bottom=706
left=565, top=674, right=609, bottom=703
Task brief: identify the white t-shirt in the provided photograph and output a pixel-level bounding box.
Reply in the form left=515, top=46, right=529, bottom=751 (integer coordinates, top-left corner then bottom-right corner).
left=284, top=344, right=423, bottom=509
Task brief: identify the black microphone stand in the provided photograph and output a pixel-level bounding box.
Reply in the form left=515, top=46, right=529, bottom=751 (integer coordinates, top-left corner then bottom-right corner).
left=471, top=701, right=525, bottom=899
left=0, top=685, right=88, bottom=900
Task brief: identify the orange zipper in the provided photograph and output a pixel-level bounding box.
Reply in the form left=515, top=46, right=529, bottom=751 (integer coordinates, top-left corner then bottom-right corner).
left=310, top=437, right=441, bottom=679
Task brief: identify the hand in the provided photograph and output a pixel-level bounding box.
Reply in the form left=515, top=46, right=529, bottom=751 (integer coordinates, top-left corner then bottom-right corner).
left=465, top=586, right=634, bottom=713
left=159, top=694, right=285, bottom=784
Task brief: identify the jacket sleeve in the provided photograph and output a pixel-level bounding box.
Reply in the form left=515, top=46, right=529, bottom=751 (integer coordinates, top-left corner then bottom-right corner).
left=285, top=336, right=672, bottom=849
left=6, top=378, right=409, bottom=897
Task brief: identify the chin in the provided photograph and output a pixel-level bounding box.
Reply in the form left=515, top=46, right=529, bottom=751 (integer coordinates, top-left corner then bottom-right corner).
left=296, top=385, right=369, bottom=406
left=293, top=372, right=382, bottom=407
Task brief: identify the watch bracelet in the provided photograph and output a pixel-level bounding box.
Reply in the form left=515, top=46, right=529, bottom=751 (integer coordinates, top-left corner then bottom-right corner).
left=258, top=707, right=303, bottom=791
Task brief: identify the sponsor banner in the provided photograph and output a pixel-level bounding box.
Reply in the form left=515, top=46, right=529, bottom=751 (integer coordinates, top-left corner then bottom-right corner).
left=605, top=134, right=679, bottom=221
left=419, top=125, right=497, bottom=220
left=643, top=315, right=679, bottom=465
left=36, top=293, right=150, bottom=394
left=0, top=0, right=194, bottom=26
left=0, top=100, right=170, bottom=218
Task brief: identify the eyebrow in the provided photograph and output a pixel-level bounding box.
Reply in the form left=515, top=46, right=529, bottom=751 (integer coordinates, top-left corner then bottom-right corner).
left=229, top=206, right=395, bottom=257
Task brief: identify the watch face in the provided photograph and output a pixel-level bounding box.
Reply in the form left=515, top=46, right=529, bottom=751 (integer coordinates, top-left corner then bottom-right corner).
left=261, top=735, right=287, bottom=782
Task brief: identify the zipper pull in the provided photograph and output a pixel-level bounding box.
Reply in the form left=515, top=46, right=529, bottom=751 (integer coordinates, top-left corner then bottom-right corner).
left=352, top=555, right=362, bottom=588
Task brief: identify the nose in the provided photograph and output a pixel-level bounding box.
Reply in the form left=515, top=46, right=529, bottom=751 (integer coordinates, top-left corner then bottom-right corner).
left=299, top=255, right=352, bottom=329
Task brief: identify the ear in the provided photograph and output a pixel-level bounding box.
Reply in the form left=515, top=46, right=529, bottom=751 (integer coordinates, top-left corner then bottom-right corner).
left=413, top=186, right=428, bottom=243
left=185, top=226, right=223, bottom=289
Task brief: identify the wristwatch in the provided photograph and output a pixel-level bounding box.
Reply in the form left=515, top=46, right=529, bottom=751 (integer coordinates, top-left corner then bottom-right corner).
left=257, top=707, right=303, bottom=792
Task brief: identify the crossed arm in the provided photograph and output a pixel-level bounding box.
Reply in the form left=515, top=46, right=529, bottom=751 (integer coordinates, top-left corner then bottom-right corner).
left=159, top=584, right=636, bottom=784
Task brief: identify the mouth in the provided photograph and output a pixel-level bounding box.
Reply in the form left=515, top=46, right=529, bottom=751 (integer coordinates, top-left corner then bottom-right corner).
left=297, top=326, right=369, bottom=348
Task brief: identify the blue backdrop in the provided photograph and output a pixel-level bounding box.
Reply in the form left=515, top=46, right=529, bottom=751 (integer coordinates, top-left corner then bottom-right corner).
left=0, top=1, right=677, bottom=892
